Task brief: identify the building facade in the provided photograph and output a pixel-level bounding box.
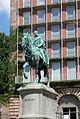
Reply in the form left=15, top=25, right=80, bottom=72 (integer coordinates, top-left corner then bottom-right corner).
left=10, top=0, right=80, bottom=119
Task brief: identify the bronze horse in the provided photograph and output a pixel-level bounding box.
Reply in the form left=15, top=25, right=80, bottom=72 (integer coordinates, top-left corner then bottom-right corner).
left=22, top=33, right=50, bottom=86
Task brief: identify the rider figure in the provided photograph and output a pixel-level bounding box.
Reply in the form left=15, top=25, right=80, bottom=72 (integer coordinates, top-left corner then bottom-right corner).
left=33, top=31, right=49, bottom=65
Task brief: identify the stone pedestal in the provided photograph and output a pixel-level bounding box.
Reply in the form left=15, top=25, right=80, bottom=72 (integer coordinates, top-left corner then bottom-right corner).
left=18, top=83, right=58, bottom=119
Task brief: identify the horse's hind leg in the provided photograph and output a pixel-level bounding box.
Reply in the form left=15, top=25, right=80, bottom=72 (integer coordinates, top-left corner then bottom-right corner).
left=46, top=66, right=50, bottom=87
left=38, top=70, right=41, bottom=83
left=35, top=55, right=39, bottom=82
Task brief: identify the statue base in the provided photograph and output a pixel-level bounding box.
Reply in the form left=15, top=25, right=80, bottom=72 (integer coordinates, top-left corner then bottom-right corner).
left=18, top=83, right=58, bottom=119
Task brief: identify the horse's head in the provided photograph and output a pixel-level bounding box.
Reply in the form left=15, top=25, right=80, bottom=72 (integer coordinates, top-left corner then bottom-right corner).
left=24, top=33, right=31, bottom=47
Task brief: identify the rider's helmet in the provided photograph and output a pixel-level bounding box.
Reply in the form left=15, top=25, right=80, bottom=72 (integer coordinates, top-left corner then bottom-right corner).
left=34, top=31, right=38, bottom=37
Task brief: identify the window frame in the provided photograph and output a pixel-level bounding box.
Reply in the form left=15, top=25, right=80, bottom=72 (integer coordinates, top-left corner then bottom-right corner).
left=66, top=0, right=74, bottom=3
left=23, top=29, right=31, bottom=35
left=23, top=0, right=30, bottom=7
left=37, top=27, right=45, bottom=39
left=52, top=43, right=60, bottom=58
left=52, top=25, right=60, bottom=40
left=37, top=0, right=45, bottom=6
left=52, top=62, right=60, bottom=80
left=23, top=12, right=30, bottom=25
left=66, top=24, right=75, bottom=38
left=37, top=10, right=45, bottom=23
left=66, top=6, right=75, bottom=20
left=67, top=42, right=75, bottom=57
left=67, top=61, right=76, bottom=80
left=63, top=107, right=76, bottom=119
left=51, top=8, right=60, bottom=21
left=51, top=0, right=60, bottom=4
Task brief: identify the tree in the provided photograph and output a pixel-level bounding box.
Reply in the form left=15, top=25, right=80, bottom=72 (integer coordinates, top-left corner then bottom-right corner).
left=0, top=33, right=10, bottom=105
left=0, top=29, right=22, bottom=105
left=0, top=33, right=10, bottom=94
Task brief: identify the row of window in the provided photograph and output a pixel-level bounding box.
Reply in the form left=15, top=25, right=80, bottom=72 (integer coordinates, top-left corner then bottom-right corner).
left=23, top=23, right=75, bottom=40
left=52, top=24, right=75, bottom=39
left=23, top=6, right=75, bottom=24
left=23, top=0, right=75, bottom=7
left=52, top=61, right=76, bottom=80
left=23, top=27, right=78, bottom=58
left=52, top=42, right=75, bottom=58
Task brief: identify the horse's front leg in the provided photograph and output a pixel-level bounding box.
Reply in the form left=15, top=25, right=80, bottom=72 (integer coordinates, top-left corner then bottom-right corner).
left=46, top=66, right=50, bottom=87
left=35, top=61, right=39, bottom=83
left=35, top=55, right=39, bottom=83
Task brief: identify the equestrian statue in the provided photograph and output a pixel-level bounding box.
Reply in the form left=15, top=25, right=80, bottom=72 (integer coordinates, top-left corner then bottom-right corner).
left=22, top=31, right=50, bottom=86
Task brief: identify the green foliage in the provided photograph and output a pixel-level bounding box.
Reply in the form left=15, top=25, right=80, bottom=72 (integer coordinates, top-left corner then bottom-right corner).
left=0, top=29, right=22, bottom=105
left=0, top=33, right=10, bottom=94
left=0, top=94, right=9, bottom=106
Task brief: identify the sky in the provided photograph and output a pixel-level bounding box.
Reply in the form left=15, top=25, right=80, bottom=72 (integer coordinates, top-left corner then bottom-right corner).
left=0, top=0, right=10, bottom=35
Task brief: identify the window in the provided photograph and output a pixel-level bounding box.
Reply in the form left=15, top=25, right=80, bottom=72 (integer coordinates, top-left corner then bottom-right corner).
left=67, top=61, right=76, bottom=80
left=52, top=25, right=60, bottom=40
left=52, top=0, right=60, bottom=4
left=37, top=0, right=45, bottom=5
left=23, top=12, right=30, bottom=25
left=52, top=62, right=60, bottom=80
left=23, top=0, right=30, bottom=7
left=63, top=107, right=76, bottom=119
left=66, top=6, right=75, bottom=20
left=66, top=24, right=75, bottom=38
left=52, top=44, right=60, bottom=58
left=67, top=42, right=75, bottom=57
left=37, top=27, right=45, bottom=39
left=51, top=8, right=60, bottom=21
left=23, top=29, right=31, bottom=34
left=37, top=10, right=45, bottom=23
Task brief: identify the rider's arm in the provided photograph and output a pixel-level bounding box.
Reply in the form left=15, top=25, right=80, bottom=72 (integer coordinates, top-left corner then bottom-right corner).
left=37, top=38, right=44, bottom=48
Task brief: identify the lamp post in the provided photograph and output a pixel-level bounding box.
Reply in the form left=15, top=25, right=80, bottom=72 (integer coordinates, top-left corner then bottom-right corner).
left=16, top=0, right=19, bottom=82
